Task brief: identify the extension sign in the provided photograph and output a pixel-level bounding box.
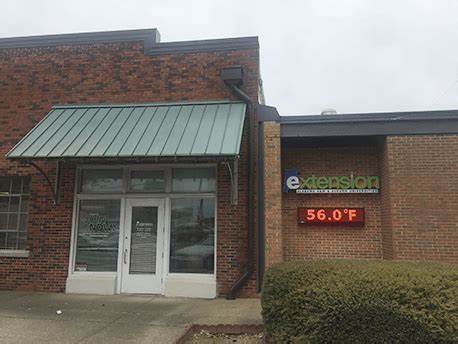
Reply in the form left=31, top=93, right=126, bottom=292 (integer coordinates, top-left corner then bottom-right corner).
left=284, top=169, right=380, bottom=194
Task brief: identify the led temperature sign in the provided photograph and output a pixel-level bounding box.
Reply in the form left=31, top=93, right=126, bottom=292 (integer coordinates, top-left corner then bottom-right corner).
left=298, top=207, right=365, bottom=226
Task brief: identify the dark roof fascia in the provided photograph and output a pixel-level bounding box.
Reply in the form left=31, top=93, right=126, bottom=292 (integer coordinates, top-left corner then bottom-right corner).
left=146, top=36, right=259, bottom=55
left=281, top=118, right=458, bottom=137
left=279, top=109, right=458, bottom=137
left=279, top=109, right=458, bottom=124
left=0, top=29, right=160, bottom=52
left=0, top=29, right=258, bottom=55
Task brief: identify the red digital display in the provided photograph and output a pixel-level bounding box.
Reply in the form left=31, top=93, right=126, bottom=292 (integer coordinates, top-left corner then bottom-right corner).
left=298, top=207, right=365, bottom=226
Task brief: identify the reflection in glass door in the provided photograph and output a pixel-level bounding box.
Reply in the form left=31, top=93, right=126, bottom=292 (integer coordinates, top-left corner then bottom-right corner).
left=121, top=199, right=164, bottom=294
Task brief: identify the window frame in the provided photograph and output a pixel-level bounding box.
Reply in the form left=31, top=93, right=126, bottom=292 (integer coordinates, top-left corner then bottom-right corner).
left=69, top=164, right=217, bottom=283
left=127, top=166, right=167, bottom=193
left=171, top=167, right=216, bottom=193
left=166, top=195, right=216, bottom=277
left=73, top=198, right=122, bottom=273
left=0, top=176, right=31, bottom=254
left=78, top=168, right=125, bottom=194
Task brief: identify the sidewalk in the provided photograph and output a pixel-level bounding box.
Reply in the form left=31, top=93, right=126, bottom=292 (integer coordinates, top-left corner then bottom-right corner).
left=0, top=291, right=262, bottom=344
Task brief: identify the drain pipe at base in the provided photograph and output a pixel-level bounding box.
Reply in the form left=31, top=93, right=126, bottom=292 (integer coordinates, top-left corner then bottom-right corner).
left=221, top=66, right=255, bottom=300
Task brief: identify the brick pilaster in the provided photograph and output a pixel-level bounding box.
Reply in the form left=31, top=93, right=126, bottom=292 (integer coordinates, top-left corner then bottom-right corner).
left=263, top=121, right=283, bottom=267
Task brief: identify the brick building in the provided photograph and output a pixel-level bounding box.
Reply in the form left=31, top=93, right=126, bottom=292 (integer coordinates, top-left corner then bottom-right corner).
left=0, top=29, right=259, bottom=298
left=0, top=29, right=456, bottom=298
left=259, top=109, right=458, bottom=287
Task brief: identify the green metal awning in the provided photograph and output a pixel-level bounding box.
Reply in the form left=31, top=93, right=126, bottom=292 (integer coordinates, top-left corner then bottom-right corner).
left=6, top=101, right=246, bottom=159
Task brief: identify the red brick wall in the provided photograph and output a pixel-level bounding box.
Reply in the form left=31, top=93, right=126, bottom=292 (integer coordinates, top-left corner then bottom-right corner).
left=265, top=136, right=458, bottom=264
left=0, top=163, right=76, bottom=291
left=262, top=122, right=283, bottom=267
left=217, top=128, right=257, bottom=296
left=0, top=41, right=260, bottom=294
left=383, top=135, right=458, bottom=262
left=281, top=146, right=383, bottom=260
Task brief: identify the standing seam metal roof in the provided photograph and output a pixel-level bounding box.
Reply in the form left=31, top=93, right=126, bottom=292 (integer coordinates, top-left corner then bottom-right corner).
left=6, top=101, right=246, bottom=159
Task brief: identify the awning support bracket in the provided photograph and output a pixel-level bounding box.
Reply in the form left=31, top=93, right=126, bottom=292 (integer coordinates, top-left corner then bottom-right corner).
left=223, top=158, right=238, bottom=205
left=27, top=160, right=62, bottom=205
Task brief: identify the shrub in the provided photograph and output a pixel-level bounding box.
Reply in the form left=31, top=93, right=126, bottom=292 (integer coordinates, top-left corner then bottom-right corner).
left=261, top=260, right=458, bottom=343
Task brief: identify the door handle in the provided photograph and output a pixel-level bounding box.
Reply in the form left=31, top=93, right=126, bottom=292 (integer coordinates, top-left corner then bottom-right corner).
left=123, top=249, right=128, bottom=264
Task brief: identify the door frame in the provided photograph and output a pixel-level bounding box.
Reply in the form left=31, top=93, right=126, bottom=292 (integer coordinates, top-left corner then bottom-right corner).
left=119, top=197, right=165, bottom=294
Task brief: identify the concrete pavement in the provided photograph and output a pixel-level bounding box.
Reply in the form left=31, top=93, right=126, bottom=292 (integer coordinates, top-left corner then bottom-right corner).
left=0, top=291, right=262, bottom=344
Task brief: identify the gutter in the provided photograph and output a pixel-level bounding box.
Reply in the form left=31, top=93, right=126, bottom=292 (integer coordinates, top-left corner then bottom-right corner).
left=221, top=66, right=255, bottom=299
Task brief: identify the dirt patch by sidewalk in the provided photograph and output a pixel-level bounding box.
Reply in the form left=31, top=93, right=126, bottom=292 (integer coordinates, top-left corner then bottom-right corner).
left=177, top=324, right=265, bottom=344
left=188, top=330, right=263, bottom=343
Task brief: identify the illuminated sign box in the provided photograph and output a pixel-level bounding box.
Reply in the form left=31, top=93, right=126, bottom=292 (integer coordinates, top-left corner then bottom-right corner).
left=298, top=207, right=365, bottom=226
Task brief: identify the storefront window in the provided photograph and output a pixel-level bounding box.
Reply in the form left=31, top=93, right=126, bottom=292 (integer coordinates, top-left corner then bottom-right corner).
left=172, top=168, right=215, bottom=193
left=75, top=200, right=120, bottom=272
left=79, top=169, right=123, bottom=193
left=169, top=198, right=215, bottom=274
left=129, top=170, right=164, bottom=192
left=0, top=177, right=30, bottom=250
left=74, top=166, right=217, bottom=276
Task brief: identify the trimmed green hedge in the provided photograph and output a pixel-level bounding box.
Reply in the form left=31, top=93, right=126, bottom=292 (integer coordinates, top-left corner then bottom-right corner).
left=261, top=261, right=458, bottom=343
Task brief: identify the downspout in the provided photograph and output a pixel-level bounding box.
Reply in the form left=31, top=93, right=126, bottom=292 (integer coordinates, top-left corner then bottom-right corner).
left=222, top=66, right=255, bottom=300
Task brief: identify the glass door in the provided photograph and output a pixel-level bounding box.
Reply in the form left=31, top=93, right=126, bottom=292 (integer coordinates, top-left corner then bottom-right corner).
left=121, top=198, right=164, bottom=294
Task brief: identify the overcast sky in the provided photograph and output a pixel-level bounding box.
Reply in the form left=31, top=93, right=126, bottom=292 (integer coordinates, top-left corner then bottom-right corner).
left=2, top=0, right=458, bottom=115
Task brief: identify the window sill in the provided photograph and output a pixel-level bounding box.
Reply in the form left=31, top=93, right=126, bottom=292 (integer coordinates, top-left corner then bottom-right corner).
left=0, top=250, right=30, bottom=258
